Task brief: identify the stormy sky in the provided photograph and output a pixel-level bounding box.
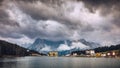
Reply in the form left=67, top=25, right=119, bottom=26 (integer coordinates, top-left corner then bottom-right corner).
left=0, top=0, right=120, bottom=47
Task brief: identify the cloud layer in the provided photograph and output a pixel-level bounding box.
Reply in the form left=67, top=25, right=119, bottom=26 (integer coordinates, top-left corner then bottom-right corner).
left=0, top=0, right=120, bottom=47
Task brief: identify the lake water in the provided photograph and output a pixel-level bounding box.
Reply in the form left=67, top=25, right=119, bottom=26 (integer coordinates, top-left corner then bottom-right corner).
left=0, top=56, right=120, bottom=68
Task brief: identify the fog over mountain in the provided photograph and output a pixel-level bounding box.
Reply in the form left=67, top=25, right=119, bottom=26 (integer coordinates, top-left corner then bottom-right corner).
left=0, top=0, right=120, bottom=50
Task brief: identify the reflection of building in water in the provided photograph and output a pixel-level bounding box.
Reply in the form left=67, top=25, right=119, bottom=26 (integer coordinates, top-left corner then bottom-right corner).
left=48, top=51, right=58, bottom=57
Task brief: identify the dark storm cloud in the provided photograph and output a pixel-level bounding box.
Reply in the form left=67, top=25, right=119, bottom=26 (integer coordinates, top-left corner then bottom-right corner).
left=79, top=0, right=120, bottom=28
left=0, top=8, right=19, bottom=27
left=0, top=0, right=120, bottom=46
left=15, top=0, right=120, bottom=29
left=79, top=0, right=120, bottom=13
left=0, top=0, right=3, bottom=5
left=0, top=9, right=8, bottom=19
left=0, top=19, right=19, bottom=27
left=0, top=0, right=19, bottom=27
left=15, top=0, right=74, bottom=24
left=0, top=18, right=20, bottom=38
left=0, top=0, right=20, bottom=39
left=13, top=0, right=84, bottom=32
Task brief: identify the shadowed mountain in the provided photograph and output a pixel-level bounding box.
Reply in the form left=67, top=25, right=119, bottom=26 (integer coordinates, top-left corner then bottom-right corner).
left=0, top=40, right=41, bottom=57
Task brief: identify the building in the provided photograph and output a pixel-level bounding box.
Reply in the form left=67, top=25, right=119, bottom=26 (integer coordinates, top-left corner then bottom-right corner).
left=72, top=53, right=78, bottom=56
left=31, top=53, right=40, bottom=56
left=95, top=50, right=120, bottom=57
left=101, top=53, right=106, bottom=57
left=48, top=51, right=58, bottom=57
left=95, top=53, right=101, bottom=57
left=106, top=51, right=117, bottom=57
left=86, top=50, right=95, bottom=56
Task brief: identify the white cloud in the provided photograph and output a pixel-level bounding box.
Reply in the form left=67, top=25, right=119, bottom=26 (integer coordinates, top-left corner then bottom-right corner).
left=57, top=44, right=71, bottom=51
left=40, top=45, right=52, bottom=51
left=71, top=41, right=90, bottom=50
left=37, top=20, right=68, bottom=37
left=0, top=35, right=33, bottom=46
left=57, top=40, right=90, bottom=51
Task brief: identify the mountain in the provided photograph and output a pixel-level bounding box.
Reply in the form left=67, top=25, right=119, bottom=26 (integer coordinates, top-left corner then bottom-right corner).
left=28, top=38, right=45, bottom=51
left=28, top=38, right=101, bottom=54
left=28, top=38, right=71, bottom=52
left=0, top=40, right=41, bottom=57
left=79, top=39, right=101, bottom=48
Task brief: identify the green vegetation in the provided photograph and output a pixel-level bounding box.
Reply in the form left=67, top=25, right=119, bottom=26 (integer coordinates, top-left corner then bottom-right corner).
left=0, top=40, right=41, bottom=57
left=94, top=44, right=120, bottom=53
left=71, top=44, right=120, bottom=55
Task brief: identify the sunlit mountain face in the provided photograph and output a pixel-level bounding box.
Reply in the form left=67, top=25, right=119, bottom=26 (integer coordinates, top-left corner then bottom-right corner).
left=0, top=0, right=120, bottom=52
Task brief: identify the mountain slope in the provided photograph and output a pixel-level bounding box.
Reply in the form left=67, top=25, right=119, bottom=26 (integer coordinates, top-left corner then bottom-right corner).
left=28, top=38, right=101, bottom=53
left=0, top=40, right=40, bottom=57
left=79, top=39, right=101, bottom=48
left=28, top=38, right=70, bottom=52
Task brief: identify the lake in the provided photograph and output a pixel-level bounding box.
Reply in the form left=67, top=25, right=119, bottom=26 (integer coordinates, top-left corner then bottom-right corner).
left=0, top=56, right=120, bottom=68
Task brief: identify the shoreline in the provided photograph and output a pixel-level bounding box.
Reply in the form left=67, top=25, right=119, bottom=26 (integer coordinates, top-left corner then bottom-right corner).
left=0, top=55, right=120, bottom=59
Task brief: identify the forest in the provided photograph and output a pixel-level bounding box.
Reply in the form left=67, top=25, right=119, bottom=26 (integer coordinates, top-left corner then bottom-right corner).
left=71, top=44, right=120, bottom=55
left=0, top=40, right=41, bottom=57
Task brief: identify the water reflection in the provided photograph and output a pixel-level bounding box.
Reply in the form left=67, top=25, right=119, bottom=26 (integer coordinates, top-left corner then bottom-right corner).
left=0, top=57, right=120, bottom=68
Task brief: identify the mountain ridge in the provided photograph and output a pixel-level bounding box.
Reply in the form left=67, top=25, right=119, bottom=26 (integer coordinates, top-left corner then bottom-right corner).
left=0, top=40, right=41, bottom=57
left=28, top=38, right=101, bottom=53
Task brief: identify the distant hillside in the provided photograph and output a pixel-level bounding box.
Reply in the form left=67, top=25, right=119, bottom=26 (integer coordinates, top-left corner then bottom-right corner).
left=94, top=44, right=120, bottom=53
left=71, top=44, right=120, bottom=55
left=0, top=40, right=41, bottom=57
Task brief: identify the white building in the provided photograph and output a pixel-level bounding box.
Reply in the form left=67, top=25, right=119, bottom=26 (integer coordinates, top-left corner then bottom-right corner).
left=86, top=50, right=95, bottom=56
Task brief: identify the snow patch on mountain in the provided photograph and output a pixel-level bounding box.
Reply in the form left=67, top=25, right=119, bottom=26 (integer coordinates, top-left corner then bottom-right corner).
left=28, top=38, right=101, bottom=53
left=71, top=41, right=90, bottom=50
